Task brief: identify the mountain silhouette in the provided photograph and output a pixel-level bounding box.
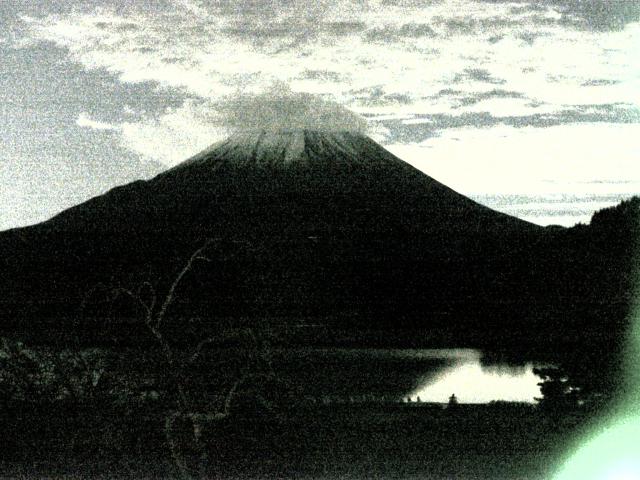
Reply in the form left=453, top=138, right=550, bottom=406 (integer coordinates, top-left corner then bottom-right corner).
left=36, top=129, right=535, bottom=235
left=0, top=130, right=636, bottom=364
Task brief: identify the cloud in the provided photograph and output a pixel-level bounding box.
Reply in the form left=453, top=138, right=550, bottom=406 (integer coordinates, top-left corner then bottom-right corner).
left=14, top=1, right=640, bottom=165
left=118, top=99, right=227, bottom=165
left=299, top=69, right=348, bottom=82
left=457, top=89, right=526, bottom=107
left=349, top=86, right=414, bottom=107
left=371, top=102, right=639, bottom=145
left=386, top=123, right=640, bottom=196
left=76, top=113, right=120, bottom=131
left=325, top=20, right=368, bottom=35
left=556, top=0, right=640, bottom=31
left=581, top=79, right=620, bottom=87
left=365, top=22, right=437, bottom=42
left=20, top=2, right=639, bottom=114
left=433, top=14, right=519, bottom=34
left=213, top=84, right=369, bottom=134
left=453, top=68, right=506, bottom=85
left=483, top=0, right=640, bottom=31
left=113, top=87, right=370, bottom=165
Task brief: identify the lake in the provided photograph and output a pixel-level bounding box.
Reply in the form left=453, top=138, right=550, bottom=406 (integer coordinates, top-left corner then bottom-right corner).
left=271, top=348, right=543, bottom=404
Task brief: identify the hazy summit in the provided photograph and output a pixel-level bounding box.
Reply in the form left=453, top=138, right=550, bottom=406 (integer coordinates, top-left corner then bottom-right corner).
left=211, top=86, right=369, bottom=137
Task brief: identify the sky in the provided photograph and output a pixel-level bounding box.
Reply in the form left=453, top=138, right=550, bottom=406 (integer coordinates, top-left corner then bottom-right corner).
left=1, top=0, right=639, bottom=230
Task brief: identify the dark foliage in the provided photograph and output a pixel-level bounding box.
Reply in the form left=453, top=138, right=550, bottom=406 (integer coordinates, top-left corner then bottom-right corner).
left=533, top=367, right=581, bottom=410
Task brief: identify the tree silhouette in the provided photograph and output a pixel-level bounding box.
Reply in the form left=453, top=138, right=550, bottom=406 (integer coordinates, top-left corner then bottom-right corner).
left=82, top=239, right=284, bottom=479
left=533, top=367, right=580, bottom=411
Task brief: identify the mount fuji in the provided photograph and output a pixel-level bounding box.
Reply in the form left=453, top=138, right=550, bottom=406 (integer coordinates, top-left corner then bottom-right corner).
left=39, top=129, right=535, bottom=235
left=0, top=130, right=634, bottom=353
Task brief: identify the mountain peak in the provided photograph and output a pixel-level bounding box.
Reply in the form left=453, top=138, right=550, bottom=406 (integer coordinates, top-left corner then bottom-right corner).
left=168, top=129, right=397, bottom=172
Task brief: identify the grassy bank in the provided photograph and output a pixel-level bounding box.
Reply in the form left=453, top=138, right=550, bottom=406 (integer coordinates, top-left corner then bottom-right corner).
left=1, top=401, right=592, bottom=479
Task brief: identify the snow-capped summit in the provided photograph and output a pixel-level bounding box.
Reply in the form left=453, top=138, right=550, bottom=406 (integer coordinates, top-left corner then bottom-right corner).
left=169, top=129, right=402, bottom=171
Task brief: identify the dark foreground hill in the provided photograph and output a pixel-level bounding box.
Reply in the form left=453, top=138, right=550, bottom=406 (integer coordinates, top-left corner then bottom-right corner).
left=0, top=130, right=637, bottom=361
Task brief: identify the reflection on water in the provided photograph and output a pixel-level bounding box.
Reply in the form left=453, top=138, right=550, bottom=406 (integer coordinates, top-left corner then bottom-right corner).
left=272, top=348, right=543, bottom=404
left=409, top=357, right=541, bottom=404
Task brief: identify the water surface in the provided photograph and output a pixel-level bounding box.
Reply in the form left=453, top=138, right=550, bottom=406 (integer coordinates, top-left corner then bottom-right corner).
left=271, top=348, right=542, bottom=403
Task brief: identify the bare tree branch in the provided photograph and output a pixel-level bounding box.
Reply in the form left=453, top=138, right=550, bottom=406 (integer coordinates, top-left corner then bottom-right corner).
left=79, top=282, right=110, bottom=317
left=112, top=287, right=153, bottom=324
left=188, top=338, right=217, bottom=364
left=156, top=239, right=215, bottom=329
left=164, top=411, right=194, bottom=480
left=223, top=371, right=275, bottom=416
left=137, top=281, right=157, bottom=315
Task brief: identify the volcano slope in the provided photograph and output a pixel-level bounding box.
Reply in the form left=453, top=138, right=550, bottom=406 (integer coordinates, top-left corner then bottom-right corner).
left=0, top=130, right=636, bottom=358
